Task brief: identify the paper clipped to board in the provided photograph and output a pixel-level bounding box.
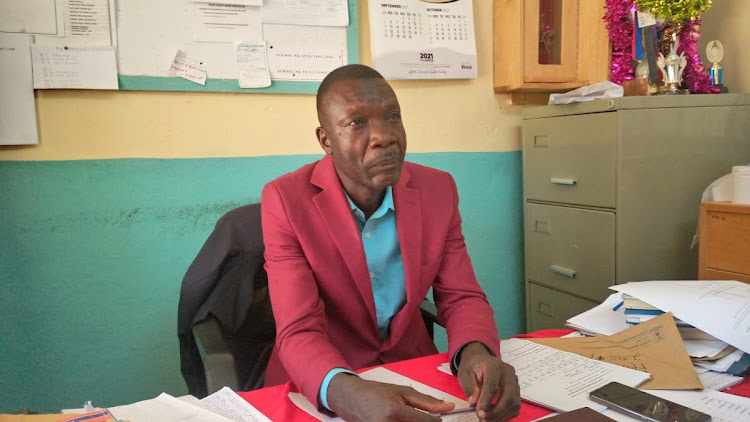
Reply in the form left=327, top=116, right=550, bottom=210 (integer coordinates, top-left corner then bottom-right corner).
left=31, top=44, right=118, bottom=89
left=170, top=50, right=207, bottom=85
left=0, top=33, right=39, bottom=145
left=235, top=41, right=271, bottom=88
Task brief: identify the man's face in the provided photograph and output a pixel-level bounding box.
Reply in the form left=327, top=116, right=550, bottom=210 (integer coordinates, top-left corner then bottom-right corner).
left=316, top=78, right=407, bottom=196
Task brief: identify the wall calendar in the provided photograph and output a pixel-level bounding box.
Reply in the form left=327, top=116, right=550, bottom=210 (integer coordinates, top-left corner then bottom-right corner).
left=369, top=0, right=477, bottom=80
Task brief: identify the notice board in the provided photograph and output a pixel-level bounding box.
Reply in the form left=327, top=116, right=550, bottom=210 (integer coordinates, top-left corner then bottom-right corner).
left=115, top=0, right=359, bottom=94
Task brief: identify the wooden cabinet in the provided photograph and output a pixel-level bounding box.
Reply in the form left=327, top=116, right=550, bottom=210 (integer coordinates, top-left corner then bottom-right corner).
left=493, top=0, right=610, bottom=103
left=521, top=94, right=750, bottom=332
left=699, top=202, right=750, bottom=284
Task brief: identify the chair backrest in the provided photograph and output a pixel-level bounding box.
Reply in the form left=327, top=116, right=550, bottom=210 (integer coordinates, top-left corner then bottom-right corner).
left=177, top=203, right=276, bottom=398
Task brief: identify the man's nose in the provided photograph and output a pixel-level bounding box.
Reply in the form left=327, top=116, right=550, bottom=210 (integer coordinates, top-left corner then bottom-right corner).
left=368, top=118, right=396, bottom=148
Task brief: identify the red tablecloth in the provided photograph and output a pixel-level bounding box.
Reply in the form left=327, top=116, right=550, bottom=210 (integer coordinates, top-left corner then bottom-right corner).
left=237, top=329, right=750, bottom=421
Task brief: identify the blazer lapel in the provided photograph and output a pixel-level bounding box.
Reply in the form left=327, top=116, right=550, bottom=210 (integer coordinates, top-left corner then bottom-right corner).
left=310, top=155, right=378, bottom=330
left=383, top=166, right=424, bottom=349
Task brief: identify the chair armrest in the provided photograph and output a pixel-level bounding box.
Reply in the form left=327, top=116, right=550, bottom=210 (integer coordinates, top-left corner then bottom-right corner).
left=193, top=315, right=239, bottom=394
left=420, top=299, right=441, bottom=339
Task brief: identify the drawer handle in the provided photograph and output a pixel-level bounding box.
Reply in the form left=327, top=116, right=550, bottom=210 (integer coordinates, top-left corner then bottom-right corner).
left=550, top=177, right=577, bottom=185
left=550, top=265, right=576, bottom=278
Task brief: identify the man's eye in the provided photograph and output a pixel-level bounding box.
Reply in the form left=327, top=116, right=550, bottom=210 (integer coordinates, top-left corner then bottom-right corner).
left=348, top=118, right=365, bottom=126
left=388, top=113, right=401, bottom=121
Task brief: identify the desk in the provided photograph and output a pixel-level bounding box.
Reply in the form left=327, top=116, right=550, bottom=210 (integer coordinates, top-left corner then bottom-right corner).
left=237, top=329, right=750, bottom=421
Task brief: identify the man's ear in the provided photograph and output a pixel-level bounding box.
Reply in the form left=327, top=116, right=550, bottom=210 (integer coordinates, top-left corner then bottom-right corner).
left=316, top=127, right=333, bottom=154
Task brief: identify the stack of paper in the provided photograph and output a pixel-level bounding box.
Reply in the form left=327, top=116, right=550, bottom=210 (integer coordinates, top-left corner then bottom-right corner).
left=611, top=280, right=750, bottom=375
left=66, top=387, right=271, bottom=422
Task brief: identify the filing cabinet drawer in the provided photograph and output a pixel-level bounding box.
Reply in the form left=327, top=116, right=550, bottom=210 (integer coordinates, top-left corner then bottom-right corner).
left=525, top=202, right=615, bottom=302
left=523, top=112, right=617, bottom=208
left=527, top=282, right=599, bottom=332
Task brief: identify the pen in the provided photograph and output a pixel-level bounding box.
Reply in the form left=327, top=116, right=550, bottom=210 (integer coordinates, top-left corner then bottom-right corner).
left=430, top=404, right=476, bottom=416
left=612, top=301, right=624, bottom=311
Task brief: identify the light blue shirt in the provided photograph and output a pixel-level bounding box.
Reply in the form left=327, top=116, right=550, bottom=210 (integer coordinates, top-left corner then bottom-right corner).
left=319, top=186, right=407, bottom=409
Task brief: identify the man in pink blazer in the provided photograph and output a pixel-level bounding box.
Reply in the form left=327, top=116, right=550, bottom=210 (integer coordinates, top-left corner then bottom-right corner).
left=261, top=64, right=520, bottom=422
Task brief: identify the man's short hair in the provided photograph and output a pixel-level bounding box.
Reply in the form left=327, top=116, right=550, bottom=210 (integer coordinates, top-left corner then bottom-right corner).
left=316, top=64, right=386, bottom=122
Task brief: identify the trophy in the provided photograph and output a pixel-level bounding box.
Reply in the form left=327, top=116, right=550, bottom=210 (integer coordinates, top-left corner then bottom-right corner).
left=656, top=33, right=688, bottom=95
left=706, top=40, right=729, bottom=93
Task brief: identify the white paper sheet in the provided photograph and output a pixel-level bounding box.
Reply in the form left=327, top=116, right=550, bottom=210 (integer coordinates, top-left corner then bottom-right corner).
left=235, top=41, right=270, bottom=88
left=192, top=3, right=262, bottom=43
left=0, top=0, right=63, bottom=35
left=368, top=0, right=478, bottom=79
left=31, top=44, right=118, bottom=89
left=260, top=0, right=348, bottom=27
left=34, top=0, right=116, bottom=46
left=694, top=348, right=746, bottom=372
left=267, top=48, right=343, bottom=81
left=191, top=0, right=261, bottom=5
left=698, top=370, right=744, bottom=391
left=170, top=50, right=207, bottom=85
left=501, top=339, right=651, bottom=413
left=200, top=387, right=272, bottom=422
left=566, top=292, right=629, bottom=336
left=683, top=339, right=730, bottom=359
left=0, top=33, right=38, bottom=145
left=108, top=393, right=235, bottom=422
left=289, top=367, right=476, bottom=422
left=610, top=280, right=750, bottom=354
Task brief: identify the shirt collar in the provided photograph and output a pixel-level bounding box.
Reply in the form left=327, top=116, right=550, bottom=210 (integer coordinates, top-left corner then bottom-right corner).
left=345, top=186, right=395, bottom=221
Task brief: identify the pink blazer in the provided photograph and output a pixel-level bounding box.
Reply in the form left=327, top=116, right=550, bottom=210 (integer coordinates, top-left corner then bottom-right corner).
left=261, top=154, right=500, bottom=406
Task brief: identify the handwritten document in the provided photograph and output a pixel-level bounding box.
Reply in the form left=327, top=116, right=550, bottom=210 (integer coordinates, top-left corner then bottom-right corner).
left=289, top=367, right=477, bottom=422
left=501, top=339, right=651, bottom=413
left=170, top=50, right=207, bottom=85
left=31, top=44, right=118, bottom=89
left=0, top=33, right=39, bottom=145
left=611, top=280, right=750, bottom=354
left=109, top=393, right=234, bottom=422
left=200, top=387, right=272, bottom=422
left=532, top=313, right=703, bottom=390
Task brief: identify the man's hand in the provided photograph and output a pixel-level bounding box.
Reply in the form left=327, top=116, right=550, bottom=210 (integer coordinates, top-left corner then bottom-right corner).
left=456, top=342, right=521, bottom=422
left=327, top=373, right=456, bottom=422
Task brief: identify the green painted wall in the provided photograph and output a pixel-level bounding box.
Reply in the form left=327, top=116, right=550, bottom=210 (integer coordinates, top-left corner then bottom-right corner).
left=0, top=152, right=524, bottom=413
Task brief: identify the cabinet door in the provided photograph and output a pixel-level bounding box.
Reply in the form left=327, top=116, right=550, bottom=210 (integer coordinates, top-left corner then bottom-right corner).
left=525, top=202, right=615, bottom=302
left=527, top=282, right=598, bottom=331
left=523, top=112, right=617, bottom=208
left=523, top=0, right=578, bottom=83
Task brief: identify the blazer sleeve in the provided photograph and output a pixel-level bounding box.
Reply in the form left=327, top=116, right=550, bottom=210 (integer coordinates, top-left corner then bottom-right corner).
left=261, top=182, right=353, bottom=408
left=431, top=174, right=501, bottom=365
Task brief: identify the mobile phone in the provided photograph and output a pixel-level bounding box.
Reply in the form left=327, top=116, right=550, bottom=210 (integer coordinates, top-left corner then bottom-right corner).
left=589, top=382, right=711, bottom=422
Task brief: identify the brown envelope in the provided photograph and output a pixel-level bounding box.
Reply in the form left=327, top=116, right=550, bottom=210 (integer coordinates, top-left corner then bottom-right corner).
left=530, top=312, right=703, bottom=390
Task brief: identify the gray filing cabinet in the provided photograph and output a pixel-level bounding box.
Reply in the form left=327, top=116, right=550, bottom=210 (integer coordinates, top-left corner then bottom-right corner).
left=521, top=94, right=750, bottom=332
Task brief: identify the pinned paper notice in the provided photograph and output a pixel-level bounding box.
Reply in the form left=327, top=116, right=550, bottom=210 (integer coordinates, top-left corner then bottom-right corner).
left=170, top=50, right=207, bottom=85
left=31, top=44, right=118, bottom=89
left=267, top=47, right=343, bottom=81
left=235, top=41, right=270, bottom=88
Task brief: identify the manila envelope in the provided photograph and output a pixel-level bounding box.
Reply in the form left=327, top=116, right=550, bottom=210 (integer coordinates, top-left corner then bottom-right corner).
left=530, top=312, right=703, bottom=390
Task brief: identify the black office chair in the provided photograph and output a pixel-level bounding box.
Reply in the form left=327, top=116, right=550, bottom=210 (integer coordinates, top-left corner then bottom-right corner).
left=178, top=203, right=441, bottom=398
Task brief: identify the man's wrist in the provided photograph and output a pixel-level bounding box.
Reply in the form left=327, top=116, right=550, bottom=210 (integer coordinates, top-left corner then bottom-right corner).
left=319, top=368, right=357, bottom=410
left=453, top=341, right=494, bottom=372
